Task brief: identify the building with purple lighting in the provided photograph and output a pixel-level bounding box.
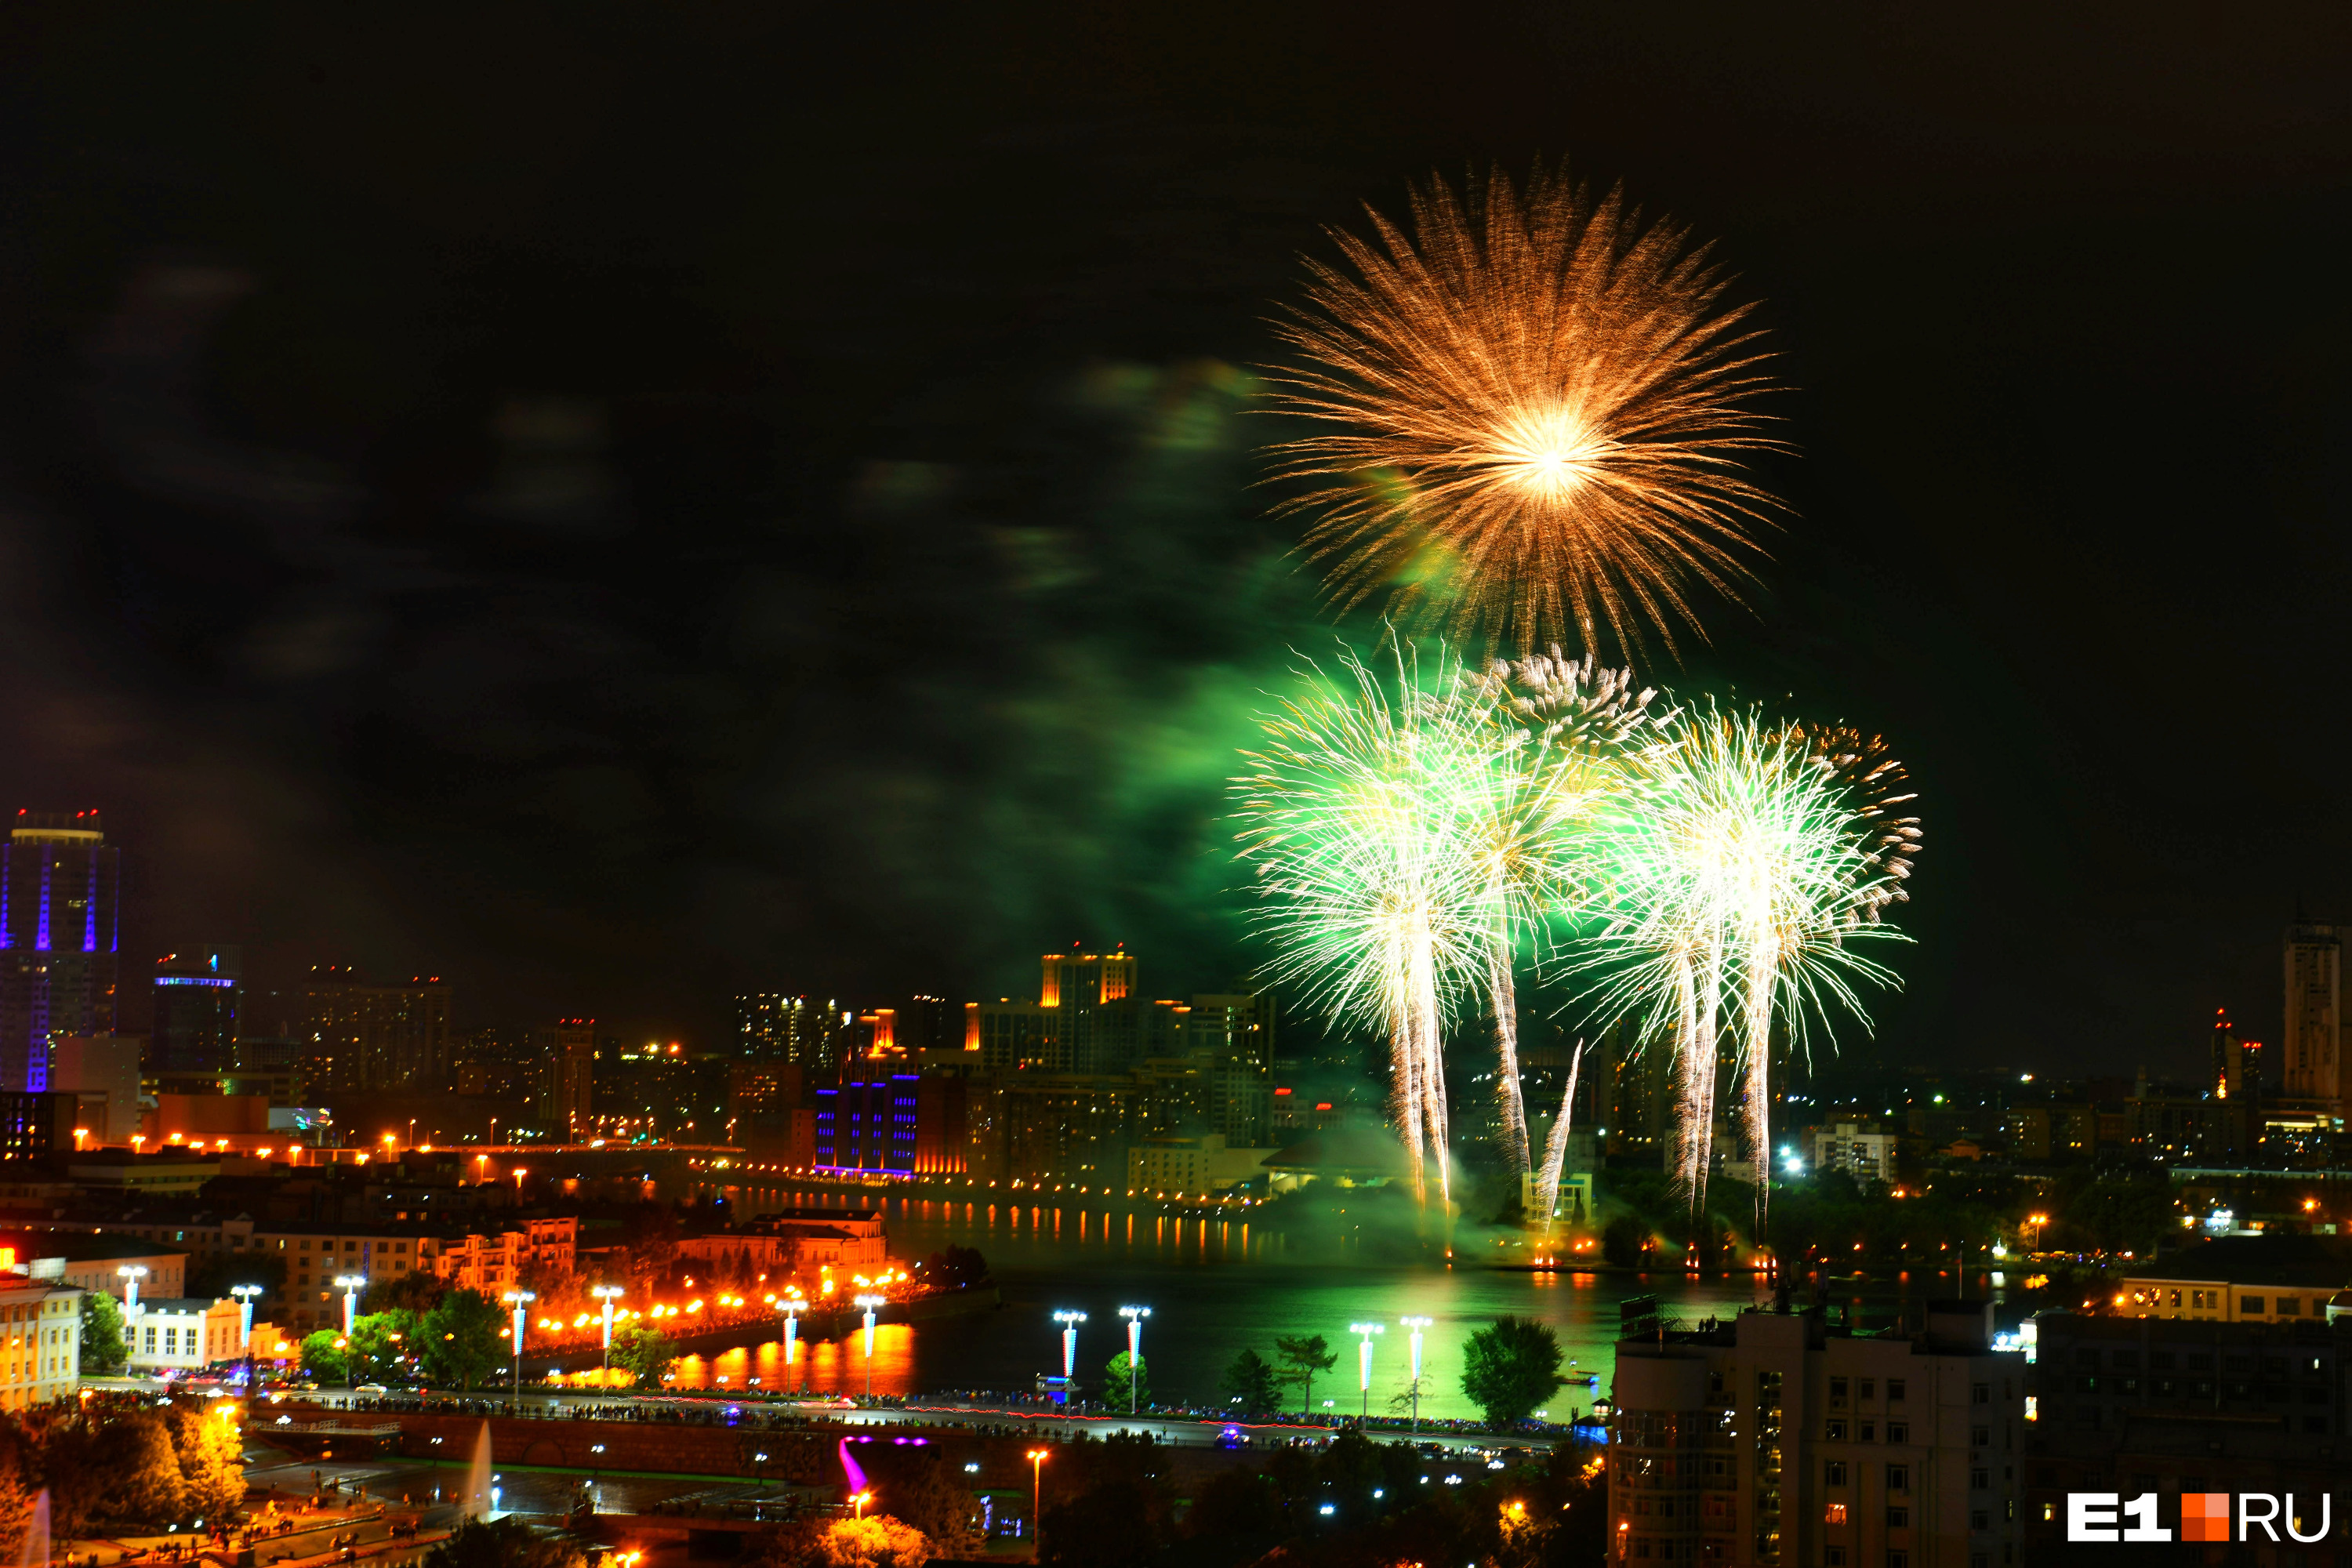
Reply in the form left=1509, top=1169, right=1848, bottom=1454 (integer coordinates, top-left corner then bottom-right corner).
left=0, top=812, right=121, bottom=1093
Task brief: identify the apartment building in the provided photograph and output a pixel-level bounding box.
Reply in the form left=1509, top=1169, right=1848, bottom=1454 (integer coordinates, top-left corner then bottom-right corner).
left=2023, top=1311, right=2351, bottom=1557
left=1609, top=1298, right=2024, bottom=1568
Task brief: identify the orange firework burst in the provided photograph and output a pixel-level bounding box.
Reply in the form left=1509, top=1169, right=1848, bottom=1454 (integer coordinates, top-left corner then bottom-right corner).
left=1265, top=162, right=1782, bottom=657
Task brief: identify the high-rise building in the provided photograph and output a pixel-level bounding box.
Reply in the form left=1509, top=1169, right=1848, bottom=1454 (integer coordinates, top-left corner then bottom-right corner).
left=2283, top=920, right=2343, bottom=1105
left=1610, top=1298, right=2024, bottom=1568
left=254, top=967, right=454, bottom=1094
left=533, top=1018, right=596, bottom=1138
left=151, top=946, right=241, bottom=1076
left=0, top=812, right=121, bottom=1092
left=733, top=993, right=846, bottom=1068
left=1040, top=946, right=1137, bottom=1010
left=967, top=999, right=1054, bottom=1072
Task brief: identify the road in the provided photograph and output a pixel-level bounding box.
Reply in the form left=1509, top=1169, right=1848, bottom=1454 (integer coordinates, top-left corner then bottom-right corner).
left=266, top=1386, right=1586, bottom=1457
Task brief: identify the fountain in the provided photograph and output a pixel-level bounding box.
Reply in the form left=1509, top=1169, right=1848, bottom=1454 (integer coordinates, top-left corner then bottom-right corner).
left=16, top=1488, right=49, bottom=1567
left=461, top=1423, right=495, bottom=1519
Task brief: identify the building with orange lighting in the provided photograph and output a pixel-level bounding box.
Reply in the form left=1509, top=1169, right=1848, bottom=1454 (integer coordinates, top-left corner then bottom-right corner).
left=0, top=1278, right=82, bottom=1410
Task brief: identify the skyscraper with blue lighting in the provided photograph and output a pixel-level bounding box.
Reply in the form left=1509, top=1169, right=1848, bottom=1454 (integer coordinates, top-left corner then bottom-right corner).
left=0, top=812, right=122, bottom=1092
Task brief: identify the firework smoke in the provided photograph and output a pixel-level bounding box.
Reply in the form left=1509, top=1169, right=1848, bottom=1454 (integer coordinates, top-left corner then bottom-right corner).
left=1265, top=162, right=1781, bottom=658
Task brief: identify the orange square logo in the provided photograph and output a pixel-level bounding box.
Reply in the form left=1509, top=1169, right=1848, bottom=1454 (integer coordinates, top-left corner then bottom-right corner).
left=2181, top=1493, right=2231, bottom=1543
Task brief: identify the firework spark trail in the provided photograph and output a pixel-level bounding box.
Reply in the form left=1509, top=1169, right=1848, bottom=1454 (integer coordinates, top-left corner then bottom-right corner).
left=1465, top=651, right=1656, bottom=1171
left=1573, top=703, right=1914, bottom=1229
left=1265, top=162, right=1782, bottom=658
left=1533, top=1040, right=1584, bottom=1246
left=1230, top=642, right=1491, bottom=1210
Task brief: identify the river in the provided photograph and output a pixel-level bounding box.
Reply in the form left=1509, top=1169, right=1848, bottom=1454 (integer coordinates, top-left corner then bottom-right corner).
left=649, top=1181, right=1992, bottom=1423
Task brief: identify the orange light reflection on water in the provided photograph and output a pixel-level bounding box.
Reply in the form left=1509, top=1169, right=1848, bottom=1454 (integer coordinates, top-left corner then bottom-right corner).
left=666, top=1324, right=917, bottom=1396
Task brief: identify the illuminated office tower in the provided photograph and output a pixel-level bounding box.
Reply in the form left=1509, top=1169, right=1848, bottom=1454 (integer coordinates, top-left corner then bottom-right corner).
left=2284, top=921, right=2343, bottom=1105
left=0, top=812, right=121, bottom=1092
left=151, top=946, right=241, bottom=1076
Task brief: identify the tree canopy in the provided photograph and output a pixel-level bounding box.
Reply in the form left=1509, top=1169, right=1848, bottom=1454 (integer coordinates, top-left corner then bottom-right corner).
left=610, top=1324, right=679, bottom=1387
left=1220, top=1348, right=1282, bottom=1415
left=79, top=1293, right=127, bottom=1377
left=1459, top=1316, right=1565, bottom=1427
left=1274, top=1334, right=1338, bottom=1414
left=420, top=1289, right=506, bottom=1390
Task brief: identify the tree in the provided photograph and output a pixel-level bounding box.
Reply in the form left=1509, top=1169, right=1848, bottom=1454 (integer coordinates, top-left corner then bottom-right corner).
left=361, top=1270, right=449, bottom=1317
left=348, top=1308, right=423, bottom=1384
left=423, top=1517, right=587, bottom=1568
left=162, top=1404, right=244, bottom=1523
left=80, top=1291, right=128, bottom=1376
left=1220, top=1348, right=1281, bottom=1415
left=87, top=1409, right=186, bottom=1528
left=1460, top=1316, right=1565, bottom=1428
left=1275, top=1333, right=1338, bottom=1414
left=760, top=1515, right=929, bottom=1568
left=882, top=1450, right=982, bottom=1559
left=420, top=1288, right=506, bottom=1390
left=187, top=1250, right=288, bottom=1303
left=299, top=1330, right=349, bottom=1385
left=1102, top=1351, right=1150, bottom=1410
left=610, top=1324, right=679, bottom=1387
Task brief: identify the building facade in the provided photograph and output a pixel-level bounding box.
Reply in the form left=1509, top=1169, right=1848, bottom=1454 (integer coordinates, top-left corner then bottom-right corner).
left=534, top=1019, right=596, bottom=1138
left=0, top=1281, right=82, bottom=1410
left=2285, top=920, right=2344, bottom=1107
left=151, top=946, right=241, bottom=1076
left=256, top=969, right=454, bottom=1095
left=126, top=1296, right=243, bottom=1373
left=0, top=813, right=122, bottom=1094
left=1609, top=1299, right=2024, bottom=1568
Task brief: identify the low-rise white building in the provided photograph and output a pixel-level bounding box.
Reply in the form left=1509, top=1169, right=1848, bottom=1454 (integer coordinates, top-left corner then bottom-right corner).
left=127, top=1297, right=245, bottom=1373
left=0, top=1281, right=82, bottom=1410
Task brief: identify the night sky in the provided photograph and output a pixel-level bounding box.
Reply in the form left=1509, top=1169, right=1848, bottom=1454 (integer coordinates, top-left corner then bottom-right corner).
left=1, top=5, right=2347, bottom=1076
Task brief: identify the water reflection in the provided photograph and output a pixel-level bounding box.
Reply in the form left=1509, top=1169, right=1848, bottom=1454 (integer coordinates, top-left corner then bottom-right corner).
left=670, top=1325, right=917, bottom=1396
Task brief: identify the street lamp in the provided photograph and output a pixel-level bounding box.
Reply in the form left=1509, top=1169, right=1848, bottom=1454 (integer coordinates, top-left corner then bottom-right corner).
left=593, top=1286, right=623, bottom=1369
left=1026, top=1448, right=1050, bottom=1561
left=1117, top=1305, right=1149, bottom=1415
left=855, top=1294, right=884, bottom=1399
left=1349, top=1322, right=1385, bottom=1420
left=504, top=1290, right=536, bottom=1398
left=1400, top=1317, right=1432, bottom=1434
left=231, top=1285, right=264, bottom=1348
left=1052, top=1310, right=1087, bottom=1382
left=117, top=1265, right=148, bottom=1317
left=335, top=1276, right=366, bottom=1338
left=779, top=1294, right=805, bottom=1374
left=2027, top=1213, right=2050, bottom=1252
